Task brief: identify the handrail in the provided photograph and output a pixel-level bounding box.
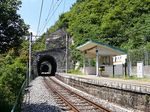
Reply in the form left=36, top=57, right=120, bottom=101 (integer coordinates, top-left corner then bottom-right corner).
left=11, top=79, right=27, bottom=112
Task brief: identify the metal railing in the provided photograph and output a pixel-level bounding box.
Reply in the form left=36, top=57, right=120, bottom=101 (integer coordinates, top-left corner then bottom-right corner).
left=11, top=79, right=27, bottom=112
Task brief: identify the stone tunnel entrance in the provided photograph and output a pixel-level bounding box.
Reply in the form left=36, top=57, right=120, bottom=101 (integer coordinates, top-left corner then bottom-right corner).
left=37, top=55, right=57, bottom=76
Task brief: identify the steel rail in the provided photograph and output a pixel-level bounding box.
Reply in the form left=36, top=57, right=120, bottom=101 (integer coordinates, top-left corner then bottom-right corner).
left=49, top=77, right=111, bottom=112
left=44, top=77, right=80, bottom=112
left=44, top=77, right=111, bottom=112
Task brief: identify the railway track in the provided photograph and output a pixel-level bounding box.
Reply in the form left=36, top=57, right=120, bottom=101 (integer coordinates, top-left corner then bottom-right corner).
left=43, top=76, right=111, bottom=112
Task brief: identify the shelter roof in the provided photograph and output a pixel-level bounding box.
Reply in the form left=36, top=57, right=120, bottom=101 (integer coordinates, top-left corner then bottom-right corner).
left=77, top=40, right=126, bottom=57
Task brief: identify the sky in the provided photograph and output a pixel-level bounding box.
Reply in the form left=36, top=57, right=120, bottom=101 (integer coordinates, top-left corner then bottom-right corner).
left=19, top=0, right=76, bottom=36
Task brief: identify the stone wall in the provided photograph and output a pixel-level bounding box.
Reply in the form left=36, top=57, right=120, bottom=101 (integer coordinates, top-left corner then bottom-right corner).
left=56, top=74, right=150, bottom=111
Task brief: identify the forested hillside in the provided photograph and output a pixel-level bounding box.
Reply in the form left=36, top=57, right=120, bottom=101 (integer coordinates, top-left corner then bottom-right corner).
left=34, top=0, right=150, bottom=64
left=50, top=0, right=150, bottom=48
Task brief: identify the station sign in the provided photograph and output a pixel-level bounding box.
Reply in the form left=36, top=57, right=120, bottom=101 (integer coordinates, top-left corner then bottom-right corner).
left=137, top=62, right=144, bottom=78
left=113, top=54, right=127, bottom=65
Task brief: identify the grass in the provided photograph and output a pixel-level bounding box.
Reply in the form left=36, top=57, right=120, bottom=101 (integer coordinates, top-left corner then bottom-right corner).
left=123, top=75, right=150, bottom=82
left=107, top=75, right=150, bottom=82
left=66, top=69, right=150, bottom=82
left=67, top=69, right=84, bottom=75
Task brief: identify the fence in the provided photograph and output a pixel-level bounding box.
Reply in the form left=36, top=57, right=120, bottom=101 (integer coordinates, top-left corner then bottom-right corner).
left=128, top=48, right=150, bottom=77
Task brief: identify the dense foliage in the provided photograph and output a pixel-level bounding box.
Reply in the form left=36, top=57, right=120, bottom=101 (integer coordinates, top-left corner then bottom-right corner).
left=0, top=0, right=28, bottom=53
left=46, top=0, right=150, bottom=63
left=0, top=0, right=28, bottom=111
left=33, top=0, right=150, bottom=65
left=32, top=34, right=46, bottom=51
left=0, top=44, right=28, bottom=111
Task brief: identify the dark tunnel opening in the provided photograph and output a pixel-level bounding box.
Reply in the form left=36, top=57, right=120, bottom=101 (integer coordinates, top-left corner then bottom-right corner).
left=41, top=64, right=49, bottom=72
left=37, top=55, right=57, bottom=76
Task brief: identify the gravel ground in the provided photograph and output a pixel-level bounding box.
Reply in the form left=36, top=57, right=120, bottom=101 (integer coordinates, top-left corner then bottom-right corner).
left=22, top=76, right=62, bottom=112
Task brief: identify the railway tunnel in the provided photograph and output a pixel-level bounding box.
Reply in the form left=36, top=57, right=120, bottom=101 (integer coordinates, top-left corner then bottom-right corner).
left=37, top=55, right=57, bottom=76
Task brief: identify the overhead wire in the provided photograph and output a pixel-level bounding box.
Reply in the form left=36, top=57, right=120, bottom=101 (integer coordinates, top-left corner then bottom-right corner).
left=36, top=0, right=44, bottom=37
left=38, top=0, right=55, bottom=35
left=39, top=0, right=63, bottom=35
left=63, top=0, right=65, bottom=13
left=45, top=0, right=55, bottom=24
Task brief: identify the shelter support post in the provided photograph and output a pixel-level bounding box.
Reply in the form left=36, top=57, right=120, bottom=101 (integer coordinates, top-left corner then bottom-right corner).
left=113, top=65, right=115, bottom=78
left=96, top=48, right=99, bottom=76
left=83, top=52, right=86, bottom=74
left=124, top=59, right=127, bottom=77
left=128, top=61, right=132, bottom=76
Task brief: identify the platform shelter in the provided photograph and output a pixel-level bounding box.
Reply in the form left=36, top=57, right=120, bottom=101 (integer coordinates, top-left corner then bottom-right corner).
left=77, top=40, right=126, bottom=76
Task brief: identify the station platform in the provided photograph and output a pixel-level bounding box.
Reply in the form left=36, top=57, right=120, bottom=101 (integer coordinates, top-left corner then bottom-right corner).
left=57, top=73, right=150, bottom=93
left=61, top=73, right=150, bottom=85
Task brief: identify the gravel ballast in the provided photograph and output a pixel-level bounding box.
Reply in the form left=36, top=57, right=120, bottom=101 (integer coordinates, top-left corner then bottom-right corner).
left=22, top=76, right=62, bottom=112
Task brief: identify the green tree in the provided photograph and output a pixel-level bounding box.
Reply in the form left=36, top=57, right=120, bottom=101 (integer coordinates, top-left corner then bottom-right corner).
left=32, top=34, right=46, bottom=51
left=0, top=0, right=28, bottom=53
left=0, top=49, right=26, bottom=112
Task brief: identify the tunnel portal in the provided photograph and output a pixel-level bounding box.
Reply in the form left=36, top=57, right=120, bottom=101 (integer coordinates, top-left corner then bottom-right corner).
left=37, top=55, right=57, bottom=76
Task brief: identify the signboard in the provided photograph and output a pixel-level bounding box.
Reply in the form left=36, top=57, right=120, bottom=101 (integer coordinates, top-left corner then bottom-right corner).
left=113, top=54, right=127, bottom=65
left=137, top=62, right=144, bottom=78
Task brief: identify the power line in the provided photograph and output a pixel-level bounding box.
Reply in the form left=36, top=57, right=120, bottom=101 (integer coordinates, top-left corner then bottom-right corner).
left=39, top=0, right=63, bottom=35
left=38, top=0, right=55, bottom=35
left=45, top=0, right=55, bottom=22
left=63, top=0, right=65, bottom=13
left=36, top=0, right=44, bottom=36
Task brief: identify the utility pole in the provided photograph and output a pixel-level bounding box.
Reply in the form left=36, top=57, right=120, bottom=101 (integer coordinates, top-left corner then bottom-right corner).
left=66, top=32, right=68, bottom=73
left=28, top=33, right=32, bottom=84
left=96, top=48, right=99, bottom=76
